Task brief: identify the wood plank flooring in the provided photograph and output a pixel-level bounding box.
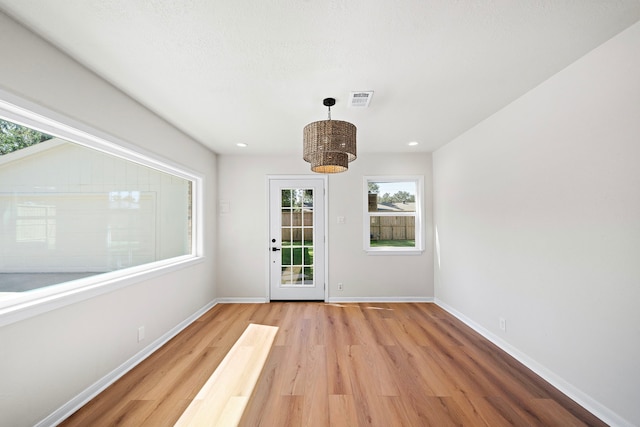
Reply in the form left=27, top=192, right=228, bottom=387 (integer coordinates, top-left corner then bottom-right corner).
left=59, top=303, right=607, bottom=426
left=174, top=324, right=278, bottom=426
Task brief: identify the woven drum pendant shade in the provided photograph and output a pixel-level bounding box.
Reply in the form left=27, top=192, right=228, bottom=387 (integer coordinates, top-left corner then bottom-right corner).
left=303, top=98, right=357, bottom=173
left=310, top=151, right=348, bottom=173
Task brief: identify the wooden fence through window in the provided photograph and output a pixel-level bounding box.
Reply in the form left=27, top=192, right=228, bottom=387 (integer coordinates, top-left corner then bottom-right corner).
left=281, top=210, right=414, bottom=242
left=281, top=210, right=313, bottom=242
left=370, top=216, right=415, bottom=240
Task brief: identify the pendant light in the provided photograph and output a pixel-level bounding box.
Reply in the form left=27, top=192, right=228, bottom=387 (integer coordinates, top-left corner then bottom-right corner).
left=303, top=98, right=356, bottom=173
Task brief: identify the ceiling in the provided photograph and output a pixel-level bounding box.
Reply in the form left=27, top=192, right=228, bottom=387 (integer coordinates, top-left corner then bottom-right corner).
left=1, top=1, right=639, bottom=156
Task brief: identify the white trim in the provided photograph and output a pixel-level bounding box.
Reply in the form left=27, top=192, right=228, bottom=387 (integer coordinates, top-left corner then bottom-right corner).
left=34, top=299, right=218, bottom=427
left=0, top=88, right=201, bottom=180
left=363, top=175, right=425, bottom=254
left=265, top=177, right=271, bottom=300
left=265, top=175, right=329, bottom=302
left=216, top=297, right=269, bottom=304
left=324, top=177, right=329, bottom=302
left=0, top=88, right=205, bottom=325
left=0, top=257, right=203, bottom=328
left=434, top=299, right=632, bottom=427
left=328, top=296, right=434, bottom=303
left=365, top=250, right=424, bottom=256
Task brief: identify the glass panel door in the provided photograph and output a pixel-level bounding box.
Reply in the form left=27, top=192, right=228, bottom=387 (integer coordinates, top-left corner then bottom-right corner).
left=269, top=179, right=325, bottom=300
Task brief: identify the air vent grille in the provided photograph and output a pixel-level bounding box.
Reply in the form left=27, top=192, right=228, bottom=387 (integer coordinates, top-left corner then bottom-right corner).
left=349, top=91, right=374, bottom=108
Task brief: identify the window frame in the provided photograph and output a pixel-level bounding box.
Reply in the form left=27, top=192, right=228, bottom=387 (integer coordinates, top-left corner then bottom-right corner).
left=363, top=175, right=424, bottom=255
left=0, top=88, right=204, bottom=327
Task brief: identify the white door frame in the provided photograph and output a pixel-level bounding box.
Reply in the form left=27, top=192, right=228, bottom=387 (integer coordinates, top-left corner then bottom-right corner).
left=266, top=175, right=328, bottom=302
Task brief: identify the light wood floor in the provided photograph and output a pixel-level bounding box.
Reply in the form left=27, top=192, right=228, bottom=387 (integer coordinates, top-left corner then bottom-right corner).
left=60, top=303, right=607, bottom=426
left=174, top=323, right=278, bottom=426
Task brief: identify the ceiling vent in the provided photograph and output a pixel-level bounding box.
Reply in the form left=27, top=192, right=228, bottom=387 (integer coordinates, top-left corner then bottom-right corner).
left=349, top=91, right=374, bottom=108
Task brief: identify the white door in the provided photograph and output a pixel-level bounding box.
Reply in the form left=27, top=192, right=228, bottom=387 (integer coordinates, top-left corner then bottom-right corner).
left=269, top=178, right=325, bottom=300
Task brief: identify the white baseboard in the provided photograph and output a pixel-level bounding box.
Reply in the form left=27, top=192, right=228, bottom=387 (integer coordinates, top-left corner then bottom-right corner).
left=37, top=299, right=218, bottom=427
left=216, top=296, right=433, bottom=304
left=327, top=296, right=434, bottom=303
left=216, top=297, right=269, bottom=303
left=434, top=299, right=632, bottom=427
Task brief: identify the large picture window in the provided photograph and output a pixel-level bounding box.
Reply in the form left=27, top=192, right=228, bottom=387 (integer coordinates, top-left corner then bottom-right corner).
left=0, top=94, right=201, bottom=322
left=364, top=176, right=424, bottom=254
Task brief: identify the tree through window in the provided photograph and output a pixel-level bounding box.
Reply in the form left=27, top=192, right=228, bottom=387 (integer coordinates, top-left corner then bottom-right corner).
left=0, top=118, right=52, bottom=155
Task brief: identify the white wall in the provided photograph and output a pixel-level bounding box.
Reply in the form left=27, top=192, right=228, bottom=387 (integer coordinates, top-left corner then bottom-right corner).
left=217, top=152, right=433, bottom=301
left=433, top=21, right=640, bottom=426
left=0, top=12, right=217, bottom=427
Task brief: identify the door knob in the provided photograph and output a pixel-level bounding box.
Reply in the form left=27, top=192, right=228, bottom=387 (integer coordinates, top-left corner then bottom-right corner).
left=271, top=247, right=281, bottom=252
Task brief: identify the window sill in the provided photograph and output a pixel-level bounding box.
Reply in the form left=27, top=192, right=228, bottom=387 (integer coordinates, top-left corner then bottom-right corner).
left=0, top=255, right=203, bottom=327
left=365, top=249, right=424, bottom=256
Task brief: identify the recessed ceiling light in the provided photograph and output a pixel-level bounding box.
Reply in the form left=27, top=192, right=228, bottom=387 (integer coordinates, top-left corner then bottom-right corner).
left=408, top=141, right=419, bottom=146
left=236, top=143, right=248, bottom=148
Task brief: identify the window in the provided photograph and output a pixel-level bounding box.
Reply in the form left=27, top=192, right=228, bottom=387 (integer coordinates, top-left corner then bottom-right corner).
left=364, top=176, right=423, bottom=254
left=0, top=92, right=202, bottom=323
left=280, top=189, right=314, bottom=285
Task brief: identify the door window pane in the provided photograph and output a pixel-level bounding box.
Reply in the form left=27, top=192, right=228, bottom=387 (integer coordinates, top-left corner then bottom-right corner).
left=303, top=210, right=314, bottom=226
left=304, top=189, right=313, bottom=207
left=303, top=267, right=313, bottom=284
left=279, top=187, right=315, bottom=286
left=281, top=190, right=292, bottom=207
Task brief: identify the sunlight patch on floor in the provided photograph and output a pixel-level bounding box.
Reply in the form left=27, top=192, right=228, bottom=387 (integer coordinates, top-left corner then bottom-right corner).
left=173, top=323, right=278, bottom=427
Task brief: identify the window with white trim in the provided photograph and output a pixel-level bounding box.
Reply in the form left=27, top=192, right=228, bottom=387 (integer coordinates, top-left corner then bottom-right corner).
left=364, top=176, right=423, bottom=254
left=0, top=93, right=202, bottom=322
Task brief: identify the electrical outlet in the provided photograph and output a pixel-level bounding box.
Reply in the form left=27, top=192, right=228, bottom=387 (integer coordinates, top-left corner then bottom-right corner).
left=138, top=326, right=145, bottom=342
left=338, top=282, right=344, bottom=291
left=499, top=317, right=506, bottom=332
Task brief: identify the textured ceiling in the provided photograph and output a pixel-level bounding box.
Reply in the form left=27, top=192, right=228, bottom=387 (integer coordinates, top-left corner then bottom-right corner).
left=1, top=1, right=639, bottom=156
